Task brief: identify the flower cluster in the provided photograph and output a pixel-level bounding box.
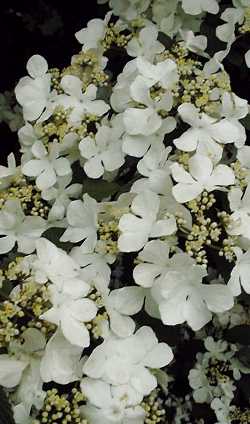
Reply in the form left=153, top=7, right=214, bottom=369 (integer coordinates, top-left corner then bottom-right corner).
left=0, top=0, right=250, bottom=423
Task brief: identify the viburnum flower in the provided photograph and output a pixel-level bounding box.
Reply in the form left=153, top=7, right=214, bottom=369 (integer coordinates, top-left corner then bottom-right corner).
left=75, top=12, right=112, bottom=52
left=133, top=240, right=173, bottom=288
left=15, top=55, right=52, bottom=122
left=227, top=248, right=250, bottom=295
left=32, top=238, right=89, bottom=289
left=32, top=239, right=96, bottom=347
left=149, top=253, right=234, bottom=330
left=179, top=30, right=208, bottom=56
left=83, top=326, right=173, bottom=399
left=122, top=115, right=175, bottom=158
left=40, top=329, right=84, bottom=384
left=22, top=140, right=72, bottom=191
left=40, top=281, right=97, bottom=347
left=60, top=194, right=98, bottom=253
left=174, top=103, right=245, bottom=162
left=171, top=153, right=235, bottom=203
left=126, top=25, right=164, bottom=60
left=0, top=199, right=46, bottom=254
left=181, top=0, right=219, bottom=15
left=104, top=286, right=145, bottom=337
left=134, top=56, right=179, bottom=90
left=131, top=144, right=173, bottom=194
left=0, top=152, right=19, bottom=190
left=57, top=76, right=110, bottom=125
left=105, top=0, right=150, bottom=20
left=118, top=190, right=177, bottom=252
left=0, top=328, right=45, bottom=389
left=41, top=174, right=82, bottom=221
left=81, top=378, right=146, bottom=424
left=123, top=107, right=162, bottom=138
left=70, top=246, right=111, bottom=289
left=227, top=185, right=250, bottom=239
left=79, top=123, right=125, bottom=179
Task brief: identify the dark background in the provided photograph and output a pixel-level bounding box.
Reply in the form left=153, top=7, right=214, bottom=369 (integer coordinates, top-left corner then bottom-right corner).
left=0, top=0, right=249, bottom=164
left=0, top=0, right=108, bottom=164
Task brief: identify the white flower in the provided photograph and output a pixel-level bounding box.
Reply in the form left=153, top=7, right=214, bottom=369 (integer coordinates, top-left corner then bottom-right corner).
left=75, top=12, right=112, bottom=51
left=32, top=238, right=90, bottom=288
left=221, top=92, right=249, bottom=121
left=133, top=240, right=172, bottom=288
left=123, top=116, right=175, bottom=158
left=81, top=379, right=146, bottom=424
left=126, top=26, right=164, bottom=60
left=60, top=194, right=98, bottom=253
left=228, top=248, right=250, bottom=295
left=131, top=144, right=172, bottom=194
left=40, top=283, right=97, bottom=347
left=0, top=199, right=46, bottom=254
left=0, top=153, right=19, bottom=190
left=15, top=55, right=52, bottom=122
left=150, top=253, right=234, bottom=330
left=83, top=326, right=173, bottom=399
left=181, top=0, right=219, bottom=15
left=22, top=140, right=72, bottom=191
left=171, top=153, right=235, bottom=203
left=0, top=328, right=45, bottom=388
left=0, top=355, right=29, bottom=388
left=40, top=329, right=84, bottom=384
left=41, top=174, right=82, bottom=221
left=71, top=246, right=111, bottom=290
left=123, top=107, right=162, bottom=137
left=79, top=124, right=125, bottom=179
left=111, top=61, right=138, bottom=113
left=57, top=76, right=110, bottom=125
left=134, top=57, right=179, bottom=90
left=216, top=7, right=243, bottom=43
left=105, top=287, right=145, bottom=337
left=179, top=30, right=208, bottom=56
left=174, top=103, right=244, bottom=161
left=18, top=123, right=40, bottom=162
left=227, top=185, right=250, bottom=239
left=203, top=39, right=234, bottom=76
left=107, top=0, right=150, bottom=20
left=118, top=190, right=177, bottom=252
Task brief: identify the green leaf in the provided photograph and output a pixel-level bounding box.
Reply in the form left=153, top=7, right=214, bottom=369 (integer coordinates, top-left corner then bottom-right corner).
left=225, top=325, right=250, bottom=345
left=0, top=386, right=15, bottom=424
left=83, top=179, right=120, bottom=201
left=237, top=346, right=250, bottom=368
left=42, top=228, right=73, bottom=252
left=241, top=114, right=250, bottom=131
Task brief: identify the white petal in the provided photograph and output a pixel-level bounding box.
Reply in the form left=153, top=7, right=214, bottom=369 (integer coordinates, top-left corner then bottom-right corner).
left=81, top=378, right=112, bottom=409
left=174, top=128, right=198, bottom=151
left=189, top=153, right=213, bottom=183
left=0, top=235, right=16, bottom=254
left=61, top=314, right=90, bottom=347
left=70, top=299, right=97, bottom=322
left=172, top=182, right=202, bottom=203
left=27, top=55, right=48, bottom=78
left=84, top=156, right=104, bottom=179
left=200, top=284, right=234, bottom=313
left=170, top=163, right=195, bottom=184
left=110, top=310, right=136, bottom=338
left=0, top=355, right=28, bottom=388
left=61, top=75, right=82, bottom=98
left=208, top=165, right=235, bottom=189
left=108, top=287, right=145, bottom=315
left=143, top=343, right=173, bottom=368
